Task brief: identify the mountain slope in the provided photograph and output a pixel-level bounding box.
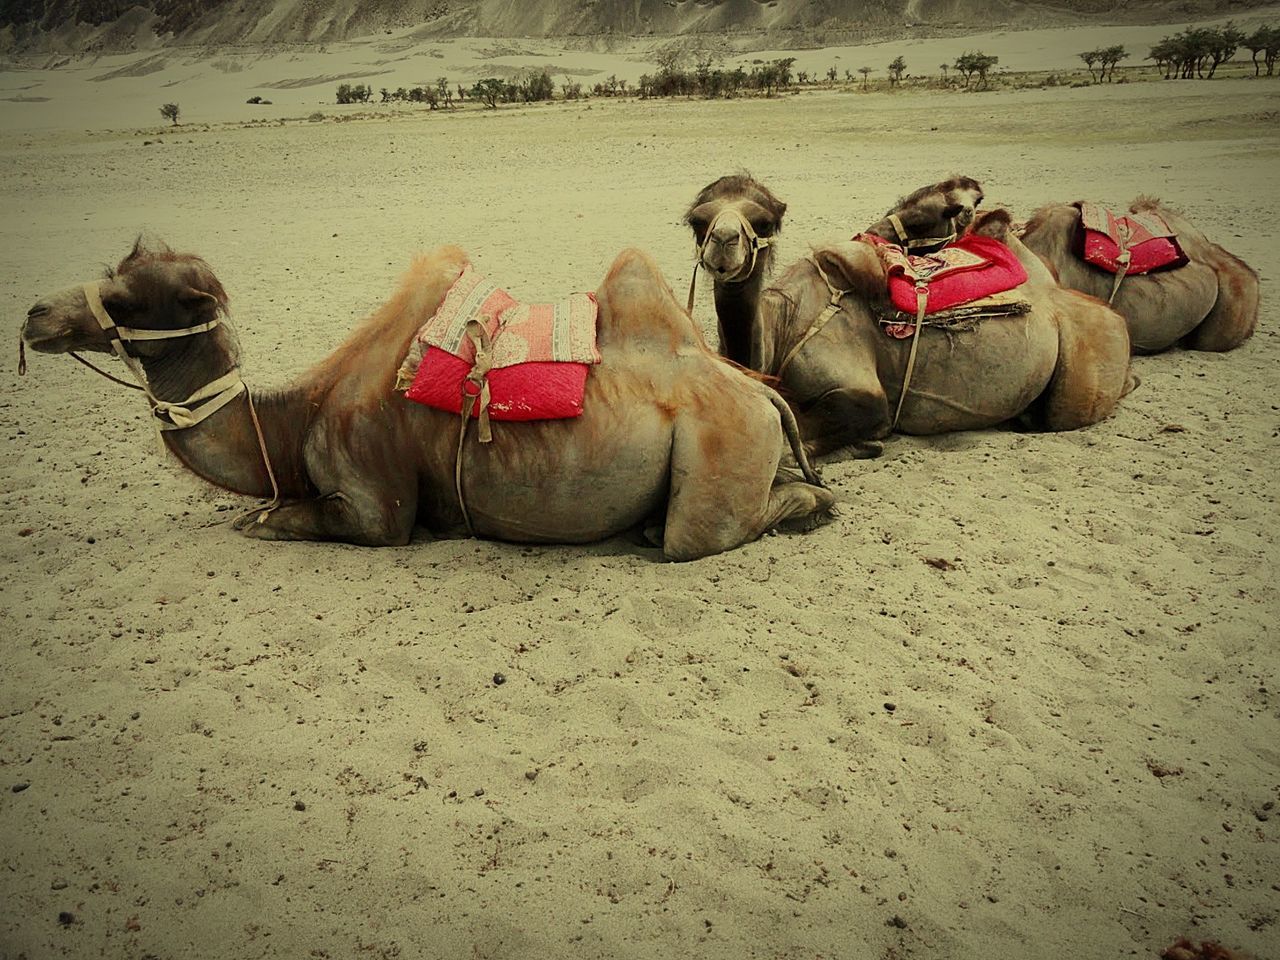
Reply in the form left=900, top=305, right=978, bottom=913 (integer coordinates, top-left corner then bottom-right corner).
left=1, top=0, right=1271, bottom=51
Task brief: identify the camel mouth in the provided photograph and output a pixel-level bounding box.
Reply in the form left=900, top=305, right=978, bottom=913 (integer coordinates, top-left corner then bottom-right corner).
left=20, top=330, right=78, bottom=354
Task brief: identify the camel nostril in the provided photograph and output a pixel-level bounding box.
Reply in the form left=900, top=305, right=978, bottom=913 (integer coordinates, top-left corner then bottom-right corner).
left=27, top=304, right=50, bottom=319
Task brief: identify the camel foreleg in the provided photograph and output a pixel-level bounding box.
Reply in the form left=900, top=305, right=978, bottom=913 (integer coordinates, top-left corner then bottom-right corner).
left=232, top=489, right=418, bottom=546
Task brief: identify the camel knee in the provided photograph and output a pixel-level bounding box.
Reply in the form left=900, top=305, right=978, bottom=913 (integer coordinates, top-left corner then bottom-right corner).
left=798, top=387, right=889, bottom=456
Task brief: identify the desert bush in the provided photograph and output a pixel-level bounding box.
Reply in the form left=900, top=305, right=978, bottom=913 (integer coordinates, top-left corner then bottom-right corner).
left=159, top=102, right=180, bottom=124
left=335, top=83, right=372, bottom=104
left=888, top=55, right=906, bottom=86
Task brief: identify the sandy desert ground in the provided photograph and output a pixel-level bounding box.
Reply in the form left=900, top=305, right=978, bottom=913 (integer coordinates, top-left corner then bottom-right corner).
left=1, top=38, right=1278, bottom=960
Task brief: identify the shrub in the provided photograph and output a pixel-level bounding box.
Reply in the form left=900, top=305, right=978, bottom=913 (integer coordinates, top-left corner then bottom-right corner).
left=159, top=102, right=180, bottom=124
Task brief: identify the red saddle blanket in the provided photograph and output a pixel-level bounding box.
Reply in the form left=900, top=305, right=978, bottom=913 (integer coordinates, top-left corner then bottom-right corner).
left=1076, top=201, right=1187, bottom=275
left=857, top=233, right=1028, bottom=316
left=397, top=267, right=600, bottom=422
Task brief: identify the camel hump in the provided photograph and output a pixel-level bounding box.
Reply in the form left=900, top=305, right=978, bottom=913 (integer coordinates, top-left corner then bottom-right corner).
left=810, top=240, right=886, bottom=303
left=595, top=247, right=704, bottom=347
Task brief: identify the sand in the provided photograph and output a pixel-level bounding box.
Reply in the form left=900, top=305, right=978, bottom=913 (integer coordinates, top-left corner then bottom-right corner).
left=1, top=34, right=1278, bottom=960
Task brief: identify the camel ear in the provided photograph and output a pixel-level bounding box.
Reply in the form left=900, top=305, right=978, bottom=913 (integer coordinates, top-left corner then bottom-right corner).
left=179, top=287, right=220, bottom=321
left=943, top=203, right=965, bottom=220
left=971, top=209, right=1012, bottom=242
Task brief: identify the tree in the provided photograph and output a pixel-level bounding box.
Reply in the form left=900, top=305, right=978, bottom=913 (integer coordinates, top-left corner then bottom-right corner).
left=1100, top=44, right=1128, bottom=81
left=939, top=63, right=949, bottom=80
left=1079, top=49, right=1101, bottom=81
left=471, top=78, right=504, bottom=109
left=954, top=51, right=999, bottom=88
left=888, top=55, right=906, bottom=86
left=159, top=102, right=180, bottom=125
left=436, top=77, right=454, bottom=108
left=858, top=65, right=873, bottom=89
left=827, top=65, right=838, bottom=82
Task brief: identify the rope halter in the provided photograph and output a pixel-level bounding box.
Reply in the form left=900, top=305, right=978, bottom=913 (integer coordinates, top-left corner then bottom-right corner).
left=686, top=208, right=773, bottom=314
left=885, top=212, right=957, bottom=255
left=80, top=279, right=245, bottom=431
left=71, top=278, right=281, bottom=522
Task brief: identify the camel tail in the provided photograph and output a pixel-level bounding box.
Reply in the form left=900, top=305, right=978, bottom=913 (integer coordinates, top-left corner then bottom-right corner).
left=1186, top=244, right=1261, bottom=352
left=763, top=386, right=824, bottom=487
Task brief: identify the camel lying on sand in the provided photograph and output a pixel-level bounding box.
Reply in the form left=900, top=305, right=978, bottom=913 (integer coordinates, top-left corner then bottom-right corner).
left=21, top=241, right=834, bottom=560
left=1020, top=198, right=1260, bottom=353
left=683, top=173, right=787, bottom=367
left=753, top=210, right=1135, bottom=456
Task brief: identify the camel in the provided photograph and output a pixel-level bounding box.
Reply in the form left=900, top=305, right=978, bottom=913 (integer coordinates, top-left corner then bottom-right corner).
left=1019, top=198, right=1260, bottom=353
left=752, top=209, right=1135, bottom=457
left=683, top=174, right=786, bottom=367
left=20, top=240, right=835, bottom=560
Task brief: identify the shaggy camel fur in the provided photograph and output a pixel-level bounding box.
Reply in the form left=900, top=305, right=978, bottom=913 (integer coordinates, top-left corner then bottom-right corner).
left=22, top=241, right=834, bottom=560
left=753, top=210, right=1135, bottom=456
left=683, top=174, right=786, bottom=367
left=1020, top=198, right=1260, bottom=353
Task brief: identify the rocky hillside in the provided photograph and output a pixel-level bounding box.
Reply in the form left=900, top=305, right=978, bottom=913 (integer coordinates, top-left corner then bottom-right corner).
left=1, top=0, right=1270, bottom=52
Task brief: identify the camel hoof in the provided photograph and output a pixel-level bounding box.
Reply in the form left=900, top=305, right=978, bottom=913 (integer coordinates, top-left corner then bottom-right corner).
left=847, top=441, right=883, bottom=460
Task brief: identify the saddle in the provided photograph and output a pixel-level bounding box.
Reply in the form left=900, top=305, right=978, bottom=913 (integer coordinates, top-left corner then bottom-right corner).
left=1076, top=201, right=1187, bottom=277
left=856, top=233, right=1029, bottom=337
left=395, top=267, right=601, bottom=436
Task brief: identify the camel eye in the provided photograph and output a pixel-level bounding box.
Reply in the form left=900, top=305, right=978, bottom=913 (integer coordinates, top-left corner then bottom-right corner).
left=975, top=196, right=984, bottom=207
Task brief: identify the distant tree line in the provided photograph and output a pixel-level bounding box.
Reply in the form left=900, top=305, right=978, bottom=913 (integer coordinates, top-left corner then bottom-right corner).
left=1148, top=22, right=1275, bottom=79
left=637, top=57, right=797, bottom=99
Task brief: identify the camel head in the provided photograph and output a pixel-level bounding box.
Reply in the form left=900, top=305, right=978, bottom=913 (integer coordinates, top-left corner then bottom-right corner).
left=684, top=174, right=786, bottom=285
left=866, top=176, right=984, bottom=253
left=23, top=239, right=230, bottom=359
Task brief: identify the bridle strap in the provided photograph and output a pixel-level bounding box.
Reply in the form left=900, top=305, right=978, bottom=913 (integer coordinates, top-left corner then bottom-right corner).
left=775, top=255, right=847, bottom=378
left=687, top=208, right=772, bottom=315
left=69, top=278, right=281, bottom=523
left=885, top=212, right=957, bottom=254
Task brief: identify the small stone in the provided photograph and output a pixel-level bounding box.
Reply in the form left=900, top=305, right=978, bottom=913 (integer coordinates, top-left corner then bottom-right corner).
left=474, top=787, right=485, bottom=797
left=50, top=879, right=68, bottom=891
left=12, top=782, right=30, bottom=793
left=524, top=769, right=539, bottom=781
left=293, top=800, right=306, bottom=811
left=883, top=702, right=897, bottom=713
left=58, top=912, right=75, bottom=926
left=492, top=673, right=506, bottom=686
left=888, top=914, right=908, bottom=929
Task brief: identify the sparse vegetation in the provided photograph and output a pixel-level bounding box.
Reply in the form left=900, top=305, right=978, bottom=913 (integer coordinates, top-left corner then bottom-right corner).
left=1149, top=23, right=1247, bottom=79
left=335, top=83, right=372, bottom=104
left=953, top=51, right=1000, bottom=89
left=1244, top=25, right=1280, bottom=76
left=888, top=55, right=906, bottom=87
left=1078, top=45, right=1127, bottom=82
left=159, top=102, right=180, bottom=124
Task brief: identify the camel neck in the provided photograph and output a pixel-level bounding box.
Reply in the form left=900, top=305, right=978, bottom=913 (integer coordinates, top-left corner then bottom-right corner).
left=133, top=332, right=314, bottom=501
left=714, top=272, right=765, bottom=368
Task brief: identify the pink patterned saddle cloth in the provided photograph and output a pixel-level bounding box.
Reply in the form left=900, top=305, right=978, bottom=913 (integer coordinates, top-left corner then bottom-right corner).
left=1077, top=202, right=1187, bottom=275
left=397, top=268, right=600, bottom=421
